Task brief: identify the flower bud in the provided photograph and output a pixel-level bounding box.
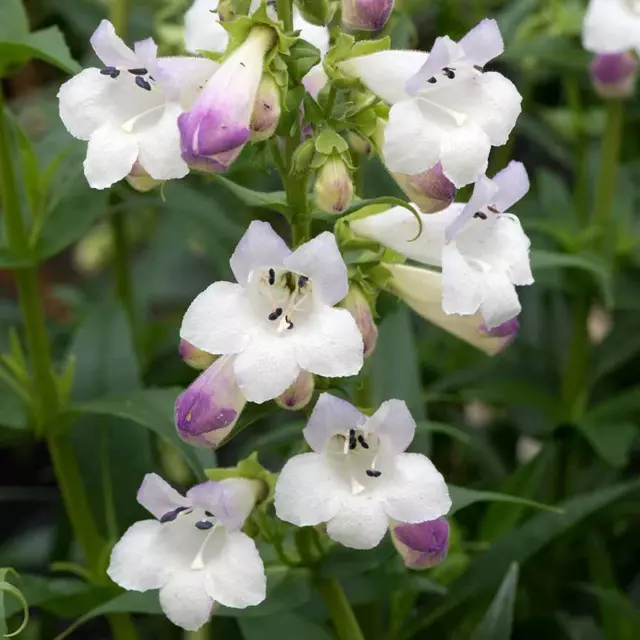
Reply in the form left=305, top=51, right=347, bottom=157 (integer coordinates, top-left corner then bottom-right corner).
left=249, top=75, right=281, bottom=142
left=391, top=517, right=449, bottom=570
left=175, top=355, right=246, bottom=447
left=347, top=132, right=372, bottom=157
left=342, top=0, right=394, bottom=31
left=125, top=161, right=162, bottom=193
left=391, top=163, right=456, bottom=214
left=314, top=156, right=354, bottom=214
left=276, top=371, right=315, bottom=411
left=342, top=285, right=378, bottom=357
left=590, top=52, right=638, bottom=100
left=179, top=339, right=216, bottom=370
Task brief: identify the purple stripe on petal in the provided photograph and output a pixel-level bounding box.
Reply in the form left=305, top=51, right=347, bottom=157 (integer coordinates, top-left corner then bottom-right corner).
left=480, top=317, right=519, bottom=338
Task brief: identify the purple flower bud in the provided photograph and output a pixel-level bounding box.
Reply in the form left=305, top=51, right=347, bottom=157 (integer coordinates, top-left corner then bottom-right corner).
left=590, top=52, right=638, bottom=100
left=480, top=317, right=519, bottom=352
left=342, top=0, right=394, bottom=31
left=249, top=75, right=281, bottom=142
left=276, top=371, right=315, bottom=411
left=391, top=517, right=449, bottom=570
left=179, top=338, right=216, bottom=370
left=314, top=156, right=354, bottom=214
left=392, top=163, right=456, bottom=214
left=178, top=27, right=275, bottom=172
left=175, top=355, right=246, bottom=447
left=342, top=285, right=378, bottom=357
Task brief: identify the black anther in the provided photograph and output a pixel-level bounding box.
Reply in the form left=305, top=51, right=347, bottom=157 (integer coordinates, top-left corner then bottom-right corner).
left=135, top=76, right=152, bottom=91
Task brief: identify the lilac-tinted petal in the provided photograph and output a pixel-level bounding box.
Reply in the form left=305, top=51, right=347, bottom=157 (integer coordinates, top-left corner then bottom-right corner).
left=276, top=370, right=315, bottom=411
left=481, top=317, right=519, bottom=339
left=364, top=399, right=415, bottom=455
left=230, top=221, right=291, bottom=286
left=303, top=393, right=366, bottom=453
left=491, top=161, right=530, bottom=212
left=137, top=473, right=190, bottom=520
left=156, top=57, right=219, bottom=107
left=445, top=174, right=498, bottom=242
left=406, top=36, right=457, bottom=96
left=458, top=18, right=504, bottom=67
left=90, top=20, right=138, bottom=68
left=392, top=517, right=450, bottom=569
left=187, top=478, right=258, bottom=530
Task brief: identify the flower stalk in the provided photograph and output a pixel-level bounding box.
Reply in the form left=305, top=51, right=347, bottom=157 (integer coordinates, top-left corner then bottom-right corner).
left=316, top=579, right=366, bottom=640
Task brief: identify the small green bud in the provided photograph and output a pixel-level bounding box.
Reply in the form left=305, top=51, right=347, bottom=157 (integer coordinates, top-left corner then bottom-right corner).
left=314, top=155, right=354, bottom=214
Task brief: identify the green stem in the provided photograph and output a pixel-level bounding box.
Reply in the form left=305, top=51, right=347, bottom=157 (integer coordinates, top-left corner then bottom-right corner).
left=316, top=579, right=366, bottom=640
left=110, top=204, right=137, bottom=337
left=565, top=78, right=589, bottom=226
left=110, top=0, right=130, bottom=35
left=275, top=0, right=293, bottom=31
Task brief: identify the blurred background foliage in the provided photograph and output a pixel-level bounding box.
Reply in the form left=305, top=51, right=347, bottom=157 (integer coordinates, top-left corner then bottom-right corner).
left=0, top=0, right=639, bottom=638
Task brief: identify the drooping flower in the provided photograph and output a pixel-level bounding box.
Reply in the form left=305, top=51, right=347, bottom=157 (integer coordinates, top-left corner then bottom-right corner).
left=314, top=156, right=355, bottom=214
left=276, top=371, right=315, bottom=411
left=351, top=162, right=533, bottom=329
left=275, top=394, right=451, bottom=549
left=58, top=20, right=218, bottom=189
left=175, top=355, right=246, bottom=446
left=107, top=474, right=266, bottom=631
left=391, top=517, right=450, bottom=569
left=342, top=284, right=378, bottom=357
left=384, top=263, right=519, bottom=354
left=590, top=52, right=638, bottom=99
left=178, top=26, right=276, bottom=172
left=339, top=19, right=521, bottom=186
left=342, top=0, right=394, bottom=31
left=583, top=0, right=640, bottom=55
left=180, top=222, right=363, bottom=404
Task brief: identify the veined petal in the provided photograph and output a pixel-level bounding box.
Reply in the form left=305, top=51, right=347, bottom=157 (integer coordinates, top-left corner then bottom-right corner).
left=303, top=393, right=367, bottom=453
left=339, top=50, right=428, bottom=104
left=382, top=453, right=451, bottom=523
left=84, top=123, right=138, bottom=189
left=458, top=18, right=504, bottom=67
left=365, top=399, right=415, bottom=455
left=275, top=452, right=344, bottom=525
left=180, top=281, right=253, bottom=355
left=205, top=530, right=266, bottom=609
left=439, top=123, right=491, bottom=187
left=583, top=0, right=640, bottom=54
left=492, top=161, right=530, bottom=212
left=441, top=243, right=484, bottom=316
left=159, top=570, right=213, bottom=631
left=230, top=221, right=291, bottom=286
left=326, top=495, right=389, bottom=549
left=478, top=271, right=522, bottom=329
left=185, top=0, right=229, bottom=54
left=90, top=20, right=138, bottom=67
left=445, top=175, right=499, bottom=241
left=284, top=233, right=348, bottom=306
left=293, top=306, right=363, bottom=378
left=137, top=473, right=190, bottom=519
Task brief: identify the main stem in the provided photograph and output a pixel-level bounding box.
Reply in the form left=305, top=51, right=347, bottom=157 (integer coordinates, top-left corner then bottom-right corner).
left=316, top=579, right=366, bottom=640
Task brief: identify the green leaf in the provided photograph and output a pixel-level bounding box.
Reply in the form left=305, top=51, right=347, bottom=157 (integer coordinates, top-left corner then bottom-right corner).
left=448, top=485, right=560, bottom=517
left=574, top=584, right=640, bottom=630
left=239, top=612, right=332, bottom=640
left=0, top=568, right=28, bottom=638
left=416, top=421, right=471, bottom=445
left=471, top=563, right=519, bottom=640
left=573, top=421, right=638, bottom=469
left=287, top=39, right=321, bottom=82
left=0, top=0, right=29, bottom=40
left=320, top=539, right=395, bottom=579
left=210, top=174, right=291, bottom=216
left=315, top=129, right=349, bottom=155
left=588, top=388, right=640, bottom=422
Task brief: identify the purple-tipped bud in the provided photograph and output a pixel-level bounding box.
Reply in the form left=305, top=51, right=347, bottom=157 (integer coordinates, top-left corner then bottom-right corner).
left=590, top=52, right=638, bottom=100
left=249, top=75, right=281, bottom=142
left=179, top=339, right=216, bottom=370
left=276, top=371, right=315, bottom=411
left=480, top=317, right=519, bottom=352
left=342, top=0, right=394, bottom=31
left=392, top=163, right=456, bottom=214
left=342, top=285, right=378, bottom=357
left=314, top=156, right=354, bottom=214
left=126, top=161, right=162, bottom=193
left=391, top=518, right=449, bottom=570
left=175, top=355, right=246, bottom=448
left=178, top=27, right=275, bottom=173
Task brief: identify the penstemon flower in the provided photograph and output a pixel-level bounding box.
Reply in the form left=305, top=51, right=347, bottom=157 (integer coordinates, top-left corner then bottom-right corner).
left=583, top=0, right=640, bottom=54
left=351, top=162, right=533, bottom=329
left=180, top=221, right=363, bottom=403
left=339, top=19, right=521, bottom=186
left=275, top=394, right=451, bottom=549
left=107, top=474, right=266, bottom=631
left=58, top=20, right=217, bottom=189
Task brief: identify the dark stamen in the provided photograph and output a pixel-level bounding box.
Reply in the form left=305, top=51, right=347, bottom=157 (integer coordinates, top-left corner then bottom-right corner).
left=474, top=65, right=485, bottom=73
left=268, top=268, right=275, bottom=285
left=160, top=506, right=188, bottom=523
left=488, top=205, right=499, bottom=213
left=135, top=76, right=152, bottom=91
left=205, top=511, right=214, bottom=517
left=286, top=317, right=294, bottom=330
left=100, top=66, right=120, bottom=79
left=443, top=67, right=456, bottom=79
left=195, top=520, right=214, bottom=530
left=427, top=76, right=437, bottom=84
left=128, top=68, right=148, bottom=75
left=268, top=308, right=283, bottom=321
left=366, top=470, right=382, bottom=478
left=357, top=435, right=370, bottom=449
left=349, top=438, right=357, bottom=450
left=298, top=275, right=309, bottom=288
left=473, top=212, right=488, bottom=220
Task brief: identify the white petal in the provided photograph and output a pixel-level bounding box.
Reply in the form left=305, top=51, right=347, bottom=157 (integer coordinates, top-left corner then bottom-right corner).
left=294, top=306, right=363, bottom=378
left=233, top=331, right=300, bottom=403
left=365, top=399, right=415, bottom=455
left=458, top=18, right=504, bottom=67
left=284, top=233, right=348, bottom=306
left=492, top=161, right=530, bottom=212
left=406, top=37, right=457, bottom=96
left=230, top=221, right=292, bottom=286
left=339, top=50, right=428, bottom=104
left=159, top=570, right=213, bottom=631
left=185, top=0, right=229, bottom=54
left=441, top=243, right=484, bottom=316
left=294, top=12, right=330, bottom=56
left=157, top=56, right=219, bottom=108
left=205, top=531, right=266, bottom=609
left=583, top=0, right=640, bottom=54
left=303, top=65, right=328, bottom=99
left=107, top=520, right=170, bottom=591
left=480, top=215, right=533, bottom=286
left=180, top=281, right=252, bottom=355
left=303, top=393, right=367, bottom=453
left=439, top=123, right=491, bottom=187
left=445, top=175, right=499, bottom=241
left=382, top=453, right=451, bottom=523
left=187, top=479, right=257, bottom=531
left=326, top=496, right=389, bottom=550
left=478, top=272, right=521, bottom=329
left=84, top=123, right=138, bottom=189
left=137, top=473, right=190, bottom=519
left=136, top=103, right=188, bottom=180
left=383, top=99, right=443, bottom=174
left=90, top=20, right=139, bottom=67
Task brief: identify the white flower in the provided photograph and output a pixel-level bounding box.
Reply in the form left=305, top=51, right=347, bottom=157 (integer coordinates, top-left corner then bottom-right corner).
left=583, top=0, right=640, bottom=54
left=275, top=394, right=451, bottom=550
left=351, top=161, right=533, bottom=329
left=107, top=474, right=266, bottom=631
left=180, top=221, right=363, bottom=403
left=339, top=19, right=522, bottom=186
left=185, top=0, right=230, bottom=54
left=58, top=20, right=217, bottom=189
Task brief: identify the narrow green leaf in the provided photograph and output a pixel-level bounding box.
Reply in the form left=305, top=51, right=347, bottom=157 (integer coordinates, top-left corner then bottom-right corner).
left=574, top=421, right=638, bottom=469
left=471, top=563, right=519, bottom=640
left=210, top=174, right=291, bottom=216
left=588, top=388, right=640, bottom=422
left=239, top=613, right=332, bottom=640
left=448, top=485, right=560, bottom=517
left=0, top=0, right=29, bottom=40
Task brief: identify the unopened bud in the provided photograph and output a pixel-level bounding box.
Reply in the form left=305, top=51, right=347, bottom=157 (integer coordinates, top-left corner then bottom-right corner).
left=175, top=355, right=246, bottom=448
left=391, top=517, right=449, bottom=570
left=126, top=161, right=162, bottom=192
left=250, top=75, right=282, bottom=142
left=179, top=339, right=216, bottom=370
left=276, top=371, right=315, bottom=410
left=217, top=0, right=252, bottom=21
left=347, top=132, right=372, bottom=157
left=314, top=156, right=354, bottom=214
left=590, top=52, right=638, bottom=100
left=297, top=0, right=334, bottom=26
left=342, top=0, right=394, bottom=31
left=342, top=285, right=378, bottom=357
left=391, top=163, right=456, bottom=214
